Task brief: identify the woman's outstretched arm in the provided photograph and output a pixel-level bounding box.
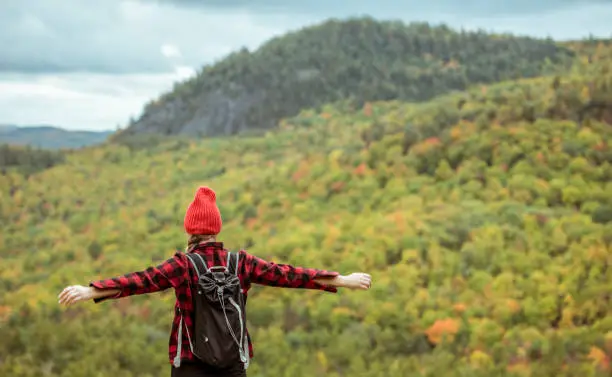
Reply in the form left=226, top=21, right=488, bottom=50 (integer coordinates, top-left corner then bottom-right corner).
left=242, top=251, right=371, bottom=292
left=57, top=252, right=188, bottom=306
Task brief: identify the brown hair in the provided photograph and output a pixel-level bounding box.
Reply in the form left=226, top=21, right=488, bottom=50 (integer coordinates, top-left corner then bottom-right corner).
left=185, top=234, right=217, bottom=253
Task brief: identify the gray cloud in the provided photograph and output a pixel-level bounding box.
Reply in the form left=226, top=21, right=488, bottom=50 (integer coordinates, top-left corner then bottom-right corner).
left=158, top=0, right=607, bottom=17
left=2, top=0, right=610, bottom=75
left=0, top=0, right=309, bottom=74
left=1, top=1, right=164, bottom=73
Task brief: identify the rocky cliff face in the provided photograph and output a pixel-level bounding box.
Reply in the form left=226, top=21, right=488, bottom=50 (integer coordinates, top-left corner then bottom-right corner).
left=122, top=87, right=266, bottom=137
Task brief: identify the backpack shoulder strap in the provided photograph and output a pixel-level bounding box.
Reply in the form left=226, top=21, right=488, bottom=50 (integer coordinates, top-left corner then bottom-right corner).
left=186, top=252, right=209, bottom=278
left=227, top=251, right=240, bottom=277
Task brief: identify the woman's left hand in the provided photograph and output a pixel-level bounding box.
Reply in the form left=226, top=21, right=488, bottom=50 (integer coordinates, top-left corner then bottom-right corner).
left=58, top=285, right=94, bottom=306
left=339, top=273, right=372, bottom=290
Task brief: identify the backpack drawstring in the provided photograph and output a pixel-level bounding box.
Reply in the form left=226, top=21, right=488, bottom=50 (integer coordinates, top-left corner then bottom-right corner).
left=223, top=291, right=249, bottom=368
left=174, top=309, right=196, bottom=368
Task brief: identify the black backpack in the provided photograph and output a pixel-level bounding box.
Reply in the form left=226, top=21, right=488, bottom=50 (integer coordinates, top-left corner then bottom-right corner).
left=173, top=251, right=249, bottom=370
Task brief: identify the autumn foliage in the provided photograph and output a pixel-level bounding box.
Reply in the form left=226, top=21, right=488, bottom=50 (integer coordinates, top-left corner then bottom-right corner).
left=0, top=38, right=611, bottom=377
left=425, top=318, right=460, bottom=345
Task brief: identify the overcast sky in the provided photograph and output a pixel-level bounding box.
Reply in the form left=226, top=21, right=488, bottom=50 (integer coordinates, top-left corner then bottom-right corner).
left=1, top=0, right=611, bottom=131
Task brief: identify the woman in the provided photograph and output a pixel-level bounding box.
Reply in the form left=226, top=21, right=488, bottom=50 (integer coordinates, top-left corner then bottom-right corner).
left=58, top=186, right=372, bottom=377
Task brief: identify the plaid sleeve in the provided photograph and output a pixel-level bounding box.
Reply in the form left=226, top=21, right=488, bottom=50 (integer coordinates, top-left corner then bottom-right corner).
left=242, top=251, right=340, bottom=293
left=89, top=252, right=187, bottom=303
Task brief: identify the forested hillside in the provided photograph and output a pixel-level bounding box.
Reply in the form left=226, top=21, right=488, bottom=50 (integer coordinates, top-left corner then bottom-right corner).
left=0, top=144, right=67, bottom=176
left=116, top=17, right=575, bottom=139
left=0, top=39, right=611, bottom=377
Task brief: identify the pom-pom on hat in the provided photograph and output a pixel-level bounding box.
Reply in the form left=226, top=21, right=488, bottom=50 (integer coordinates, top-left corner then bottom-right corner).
left=184, top=186, right=222, bottom=235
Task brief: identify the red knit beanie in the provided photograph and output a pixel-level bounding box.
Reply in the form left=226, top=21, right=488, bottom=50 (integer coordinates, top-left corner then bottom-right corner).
left=184, top=186, right=222, bottom=235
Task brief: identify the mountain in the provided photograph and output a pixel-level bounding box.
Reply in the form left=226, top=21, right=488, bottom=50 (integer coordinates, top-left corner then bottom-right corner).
left=1, top=38, right=611, bottom=377
left=0, top=125, right=113, bottom=149
left=115, top=17, right=575, bottom=140
left=0, top=124, right=18, bottom=132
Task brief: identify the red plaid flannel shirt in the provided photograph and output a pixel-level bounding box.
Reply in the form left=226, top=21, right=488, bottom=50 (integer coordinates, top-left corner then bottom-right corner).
left=89, top=242, right=339, bottom=365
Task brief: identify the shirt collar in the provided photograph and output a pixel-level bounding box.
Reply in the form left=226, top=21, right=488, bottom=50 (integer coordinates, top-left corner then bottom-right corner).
left=190, top=241, right=224, bottom=252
